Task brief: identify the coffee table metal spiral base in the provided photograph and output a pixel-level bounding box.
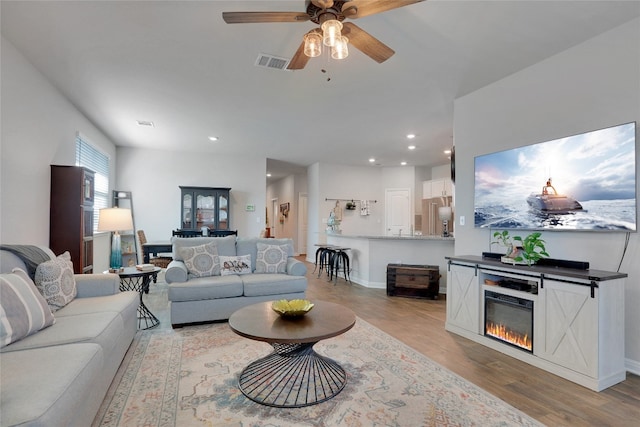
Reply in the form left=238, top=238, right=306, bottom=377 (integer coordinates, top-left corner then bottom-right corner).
left=229, top=300, right=356, bottom=408
left=238, top=342, right=347, bottom=407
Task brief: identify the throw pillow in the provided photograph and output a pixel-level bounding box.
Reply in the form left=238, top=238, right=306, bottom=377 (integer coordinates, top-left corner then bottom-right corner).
left=255, top=243, right=288, bottom=274
left=34, top=251, right=77, bottom=312
left=179, top=242, right=220, bottom=277
left=1, top=268, right=56, bottom=348
left=219, top=255, right=252, bottom=276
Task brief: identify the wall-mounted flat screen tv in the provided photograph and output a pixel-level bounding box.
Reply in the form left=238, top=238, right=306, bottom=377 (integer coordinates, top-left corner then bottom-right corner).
left=474, top=122, right=636, bottom=231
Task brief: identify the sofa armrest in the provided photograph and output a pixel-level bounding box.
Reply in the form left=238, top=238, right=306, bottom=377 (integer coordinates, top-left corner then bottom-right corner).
left=286, top=257, right=307, bottom=276
left=165, top=260, right=188, bottom=283
left=74, top=273, right=120, bottom=297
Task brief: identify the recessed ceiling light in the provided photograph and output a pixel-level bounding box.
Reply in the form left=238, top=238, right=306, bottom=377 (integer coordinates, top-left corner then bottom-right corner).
left=266, top=173, right=272, bottom=177
left=444, top=149, right=451, bottom=154
left=401, top=161, right=407, bottom=166
left=208, top=136, right=219, bottom=141
left=406, top=134, right=416, bottom=139
left=369, top=158, right=375, bottom=163
left=408, top=145, right=416, bottom=150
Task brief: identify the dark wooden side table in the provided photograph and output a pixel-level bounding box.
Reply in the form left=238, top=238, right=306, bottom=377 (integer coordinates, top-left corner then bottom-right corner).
left=142, top=242, right=172, bottom=264
left=107, top=267, right=161, bottom=329
left=229, top=300, right=356, bottom=408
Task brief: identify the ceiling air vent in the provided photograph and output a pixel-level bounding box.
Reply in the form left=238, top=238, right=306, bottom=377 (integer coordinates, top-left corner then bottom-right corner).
left=255, top=53, right=290, bottom=71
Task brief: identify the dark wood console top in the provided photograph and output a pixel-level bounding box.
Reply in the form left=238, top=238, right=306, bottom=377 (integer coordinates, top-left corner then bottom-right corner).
left=446, top=255, right=627, bottom=282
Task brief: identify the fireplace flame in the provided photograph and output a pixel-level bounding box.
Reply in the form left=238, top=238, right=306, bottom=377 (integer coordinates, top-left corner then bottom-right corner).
left=486, top=322, right=532, bottom=351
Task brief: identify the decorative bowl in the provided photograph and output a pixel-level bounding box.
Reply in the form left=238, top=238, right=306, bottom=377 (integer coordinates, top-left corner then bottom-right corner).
left=271, top=299, right=314, bottom=317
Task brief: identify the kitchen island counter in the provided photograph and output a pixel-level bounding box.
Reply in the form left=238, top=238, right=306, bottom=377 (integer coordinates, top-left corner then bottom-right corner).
left=322, top=234, right=454, bottom=292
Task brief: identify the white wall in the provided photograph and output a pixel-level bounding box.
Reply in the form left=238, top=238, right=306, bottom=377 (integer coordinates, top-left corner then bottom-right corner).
left=306, top=163, right=429, bottom=257
left=1, top=36, right=116, bottom=272
left=116, top=147, right=266, bottom=241
left=453, top=19, right=640, bottom=371
left=318, top=163, right=384, bottom=236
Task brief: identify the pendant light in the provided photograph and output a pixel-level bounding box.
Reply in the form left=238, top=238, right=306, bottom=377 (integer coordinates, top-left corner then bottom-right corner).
left=303, top=30, right=323, bottom=57
left=331, top=36, right=349, bottom=59
left=321, top=19, right=342, bottom=47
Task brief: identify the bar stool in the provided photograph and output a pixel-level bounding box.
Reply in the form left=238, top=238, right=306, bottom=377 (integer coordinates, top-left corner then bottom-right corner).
left=329, top=247, right=351, bottom=284
left=313, top=244, right=335, bottom=276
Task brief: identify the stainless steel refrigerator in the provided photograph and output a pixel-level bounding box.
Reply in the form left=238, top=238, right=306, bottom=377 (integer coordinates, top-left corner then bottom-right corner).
left=421, top=196, right=453, bottom=236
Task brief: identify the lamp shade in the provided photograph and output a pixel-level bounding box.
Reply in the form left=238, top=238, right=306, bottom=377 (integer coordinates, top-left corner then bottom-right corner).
left=321, top=19, right=342, bottom=47
left=331, top=36, right=349, bottom=60
left=438, top=206, right=452, bottom=221
left=303, top=31, right=322, bottom=58
left=98, top=207, right=133, bottom=232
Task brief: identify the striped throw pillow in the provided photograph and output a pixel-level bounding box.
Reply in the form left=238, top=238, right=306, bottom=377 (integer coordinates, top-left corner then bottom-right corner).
left=1, top=268, right=55, bottom=348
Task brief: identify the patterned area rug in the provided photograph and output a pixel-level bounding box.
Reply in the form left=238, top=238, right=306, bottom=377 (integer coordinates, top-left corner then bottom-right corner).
left=93, top=319, right=544, bottom=427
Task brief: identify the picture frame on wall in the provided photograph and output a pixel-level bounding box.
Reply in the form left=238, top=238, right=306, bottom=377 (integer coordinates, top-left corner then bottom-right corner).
left=279, top=202, right=290, bottom=218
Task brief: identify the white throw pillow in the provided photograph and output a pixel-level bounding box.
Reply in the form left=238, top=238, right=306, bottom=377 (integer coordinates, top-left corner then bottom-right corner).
left=255, top=243, right=288, bottom=274
left=34, top=251, right=77, bottom=312
left=219, top=255, right=252, bottom=276
left=179, top=242, right=220, bottom=277
left=1, top=268, right=56, bottom=347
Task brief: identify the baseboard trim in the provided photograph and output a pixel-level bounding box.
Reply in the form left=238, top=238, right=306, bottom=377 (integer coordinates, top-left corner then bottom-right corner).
left=625, top=358, right=640, bottom=376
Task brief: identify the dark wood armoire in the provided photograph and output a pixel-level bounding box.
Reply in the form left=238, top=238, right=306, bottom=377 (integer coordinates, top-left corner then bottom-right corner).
left=50, top=165, right=95, bottom=273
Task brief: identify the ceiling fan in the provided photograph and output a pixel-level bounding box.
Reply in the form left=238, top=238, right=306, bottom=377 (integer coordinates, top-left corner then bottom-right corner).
left=222, top=0, right=424, bottom=70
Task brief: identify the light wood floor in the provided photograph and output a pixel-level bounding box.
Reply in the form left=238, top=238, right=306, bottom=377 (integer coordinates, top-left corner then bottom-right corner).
left=145, top=259, right=640, bottom=426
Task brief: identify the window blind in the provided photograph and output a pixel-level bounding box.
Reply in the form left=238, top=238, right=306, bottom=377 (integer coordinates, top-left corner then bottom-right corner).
left=75, top=133, right=110, bottom=232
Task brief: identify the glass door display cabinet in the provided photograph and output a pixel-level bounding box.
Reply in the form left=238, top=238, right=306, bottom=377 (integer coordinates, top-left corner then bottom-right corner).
left=180, top=186, right=230, bottom=232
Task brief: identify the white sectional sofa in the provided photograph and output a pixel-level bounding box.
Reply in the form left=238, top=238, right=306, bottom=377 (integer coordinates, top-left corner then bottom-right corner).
left=165, top=236, right=307, bottom=326
left=0, top=247, right=138, bottom=427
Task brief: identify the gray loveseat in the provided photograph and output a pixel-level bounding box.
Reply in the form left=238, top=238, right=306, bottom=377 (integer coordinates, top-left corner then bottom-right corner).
left=0, top=247, right=138, bottom=427
left=165, top=236, right=307, bottom=326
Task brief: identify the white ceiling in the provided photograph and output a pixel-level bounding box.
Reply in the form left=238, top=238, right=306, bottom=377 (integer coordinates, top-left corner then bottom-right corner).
left=2, top=1, right=639, bottom=180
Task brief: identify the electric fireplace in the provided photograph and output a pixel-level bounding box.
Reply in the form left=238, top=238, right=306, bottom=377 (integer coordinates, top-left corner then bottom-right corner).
left=484, top=290, right=533, bottom=353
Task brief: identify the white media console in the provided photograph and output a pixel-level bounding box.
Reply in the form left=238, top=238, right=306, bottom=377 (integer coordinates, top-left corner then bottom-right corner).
left=445, top=255, right=627, bottom=391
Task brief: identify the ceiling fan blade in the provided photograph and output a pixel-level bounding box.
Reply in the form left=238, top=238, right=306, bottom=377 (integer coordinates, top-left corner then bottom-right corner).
left=222, top=11, right=310, bottom=24
left=343, top=0, right=424, bottom=19
left=287, top=39, right=311, bottom=70
left=342, top=22, right=394, bottom=63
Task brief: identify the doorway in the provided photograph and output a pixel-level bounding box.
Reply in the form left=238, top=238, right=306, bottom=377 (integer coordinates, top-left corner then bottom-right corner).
left=385, top=188, right=411, bottom=236
left=271, top=198, right=278, bottom=238
left=297, top=192, right=308, bottom=255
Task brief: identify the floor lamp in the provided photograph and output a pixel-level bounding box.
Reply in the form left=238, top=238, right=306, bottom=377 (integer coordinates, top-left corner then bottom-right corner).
left=98, top=207, right=133, bottom=272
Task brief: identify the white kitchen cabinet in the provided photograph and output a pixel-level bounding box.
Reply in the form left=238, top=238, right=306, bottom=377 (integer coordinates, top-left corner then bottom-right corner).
left=422, top=178, right=452, bottom=199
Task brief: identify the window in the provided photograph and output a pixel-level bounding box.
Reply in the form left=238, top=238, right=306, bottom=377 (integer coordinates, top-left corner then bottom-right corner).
left=75, top=133, right=110, bottom=232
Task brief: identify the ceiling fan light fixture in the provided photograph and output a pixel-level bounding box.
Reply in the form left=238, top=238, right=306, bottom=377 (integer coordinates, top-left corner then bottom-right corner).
left=321, top=19, right=342, bottom=47
left=331, top=36, right=349, bottom=60
left=303, top=31, right=323, bottom=58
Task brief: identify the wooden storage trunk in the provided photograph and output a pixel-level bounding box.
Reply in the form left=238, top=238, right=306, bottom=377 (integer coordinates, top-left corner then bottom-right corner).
left=386, top=264, right=440, bottom=299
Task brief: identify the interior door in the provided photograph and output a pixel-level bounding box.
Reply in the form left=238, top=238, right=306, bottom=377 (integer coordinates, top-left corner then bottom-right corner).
left=385, top=188, right=411, bottom=236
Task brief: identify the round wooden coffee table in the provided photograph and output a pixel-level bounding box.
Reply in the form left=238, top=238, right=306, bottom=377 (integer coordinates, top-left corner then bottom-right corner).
left=228, top=300, right=356, bottom=408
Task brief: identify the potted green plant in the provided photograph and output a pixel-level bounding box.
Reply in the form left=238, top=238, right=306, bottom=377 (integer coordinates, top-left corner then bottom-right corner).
left=491, top=230, right=549, bottom=266
left=512, top=232, right=549, bottom=266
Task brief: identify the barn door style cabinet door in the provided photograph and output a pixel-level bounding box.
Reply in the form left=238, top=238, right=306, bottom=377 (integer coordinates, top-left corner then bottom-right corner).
left=180, top=186, right=230, bottom=232
left=50, top=165, right=95, bottom=274
left=445, top=261, right=480, bottom=334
